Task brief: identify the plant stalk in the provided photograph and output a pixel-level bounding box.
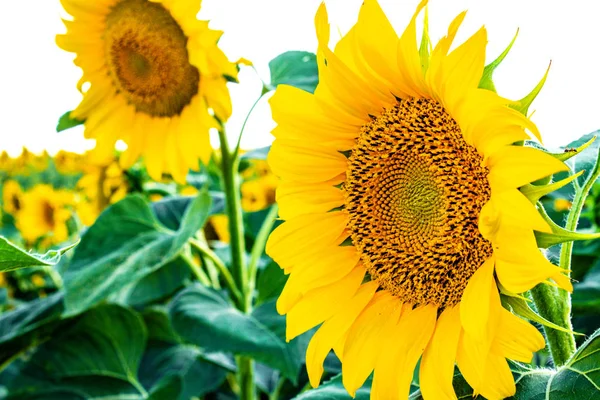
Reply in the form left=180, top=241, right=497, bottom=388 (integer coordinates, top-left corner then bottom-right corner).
left=218, top=128, right=255, bottom=399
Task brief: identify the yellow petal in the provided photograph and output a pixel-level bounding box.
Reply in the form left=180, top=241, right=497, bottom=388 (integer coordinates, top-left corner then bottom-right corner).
left=478, top=354, right=516, bottom=400
left=396, top=0, right=429, bottom=97
left=277, top=181, right=345, bottom=220
left=460, top=257, right=498, bottom=342
left=437, top=27, right=487, bottom=111
left=342, top=291, right=400, bottom=396
left=492, top=308, right=544, bottom=363
left=305, top=281, right=378, bottom=388
left=266, top=211, right=348, bottom=273
left=487, top=146, right=569, bottom=191
left=420, top=305, right=461, bottom=400
left=371, top=304, right=437, bottom=399
left=268, top=139, right=348, bottom=184
left=286, top=266, right=366, bottom=341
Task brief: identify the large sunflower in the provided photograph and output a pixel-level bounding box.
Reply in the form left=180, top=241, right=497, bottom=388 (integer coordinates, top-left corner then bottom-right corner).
left=57, top=0, right=237, bottom=183
left=266, top=1, right=572, bottom=399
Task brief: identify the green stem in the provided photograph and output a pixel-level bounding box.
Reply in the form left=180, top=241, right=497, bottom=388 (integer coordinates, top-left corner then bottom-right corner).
left=530, top=284, right=575, bottom=366
left=193, top=232, right=221, bottom=290
left=189, top=238, right=242, bottom=307
left=531, top=160, right=600, bottom=366
left=218, top=129, right=249, bottom=309
left=238, top=357, right=256, bottom=400
left=247, top=204, right=279, bottom=307
left=180, top=252, right=211, bottom=287
left=218, top=128, right=255, bottom=400
left=233, top=92, right=266, bottom=159
left=268, top=376, right=286, bottom=400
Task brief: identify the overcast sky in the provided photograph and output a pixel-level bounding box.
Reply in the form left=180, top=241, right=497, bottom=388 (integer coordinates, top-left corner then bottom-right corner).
left=1, top=0, right=598, bottom=156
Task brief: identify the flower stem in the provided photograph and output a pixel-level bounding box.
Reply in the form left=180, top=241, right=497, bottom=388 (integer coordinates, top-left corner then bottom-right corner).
left=529, top=284, right=575, bottom=366
left=218, top=128, right=255, bottom=399
left=189, top=238, right=242, bottom=307
left=532, top=161, right=600, bottom=366
left=247, top=204, right=279, bottom=307
left=180, top=251, right=211, bottom=287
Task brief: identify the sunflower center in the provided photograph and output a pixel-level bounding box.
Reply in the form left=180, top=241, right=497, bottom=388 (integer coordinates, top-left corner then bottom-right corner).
left=344, top=98, right=493, bottom=309
left=43, top=202, right=55, bottom=227
left=104, top=0, right=200, bottom=117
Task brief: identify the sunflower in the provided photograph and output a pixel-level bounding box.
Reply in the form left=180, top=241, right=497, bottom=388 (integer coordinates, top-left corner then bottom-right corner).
left=2, top=180, right=23, bottom=215
left=16, top=185, right=74, bottom=245
left=57, top=0, right=237, bottom=183
left=266, top=1, right=572, bottom=399
left=76, top=156, right=129, bottom=225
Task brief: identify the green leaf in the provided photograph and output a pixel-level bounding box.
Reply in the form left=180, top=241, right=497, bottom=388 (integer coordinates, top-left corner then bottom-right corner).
left=63, top=191, right=211, bottom=316
left=256, top=260, right=287, bottom=306
left=0, top=292, right=65, bottom=369
left=112, top=257, right=190, bottom=307
left=240, top=146, right=271, bottom=161
left=294, top=375, right=371, bottom=399
left=269, top=51, right=318, bottom=93
left=56, top=111, right=84, bottom=132
left=4, top=305, right=148, bottom=399
left=0, top=237, right=77, bottom=272
left=139, top=343, right=229, bottom=399
left=151, top=192, right=224, bottom=231
left=169, top=285, right=301, bottom=381
left=142, top=307, right=182, bottom=344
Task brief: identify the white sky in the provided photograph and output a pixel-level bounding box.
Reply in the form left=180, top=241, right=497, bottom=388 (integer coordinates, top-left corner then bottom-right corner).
left=1, top=0, right=599, bottom=156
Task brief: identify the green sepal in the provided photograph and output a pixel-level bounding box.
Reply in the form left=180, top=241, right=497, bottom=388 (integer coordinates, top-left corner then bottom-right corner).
left=520, top=171, right=583, bottom=204
left=510, top=62, right=550, bottom=116
left=419, top=7, right=431, bottom=74
left=502, top=295, right=582, bottom=335
left=498, top=281, right=529, bottom=301
left=534, top=204, right=600, bottom=248
left=478, top=29, right=519, bottom=92
left=551, top=135, right=597, bottom=162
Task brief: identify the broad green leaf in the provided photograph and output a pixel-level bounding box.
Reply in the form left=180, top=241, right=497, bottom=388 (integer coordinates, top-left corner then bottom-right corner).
left=269, top=51, right=318, bottom=93
left=63, top=191, right=211, bottom=316
left=56, top=111, right=84, bottom=132
left=4, top=305, right=148, bottom=399
left=240, top=146, right=270, bottom=161
left=0, top=292, right=65, bottom=369
left=142, top=307, right=182, bottom=344
left=169, top=285, right=301, bottom=381
left=294, top=375, right=371, bottom=400
left=0, top=237, right=77, bottom=272
left=139, top=343, right=229, bottom=399
left=151, top=192, right=225, bottom=231
left=112, top=257, right=190, bottom=307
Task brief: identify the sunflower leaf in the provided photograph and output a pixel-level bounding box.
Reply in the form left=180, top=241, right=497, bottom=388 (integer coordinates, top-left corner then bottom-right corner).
left=1, top=305, right=149, bottom=399
left=0, top=237, right=77, bottom=272
left=169, top=285, right=305, bottom=383
left=56, top=111, right=85, bottom=132
left=63, top=190, right=212, bottom=316
left=269, top=51, right=319, bottom=93
left=293, top=374, right=372, bottom=399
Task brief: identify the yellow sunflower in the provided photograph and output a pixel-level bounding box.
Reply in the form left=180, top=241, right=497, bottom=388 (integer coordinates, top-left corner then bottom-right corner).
left=76, top=159, right=129, bottom=225
left=16, top=185, right=74, bottom=245
left=57, top=0, right=237, bottom=183
left=2, top=180, right=23, bottom=215
left=266, top=1, right=572, bottom=399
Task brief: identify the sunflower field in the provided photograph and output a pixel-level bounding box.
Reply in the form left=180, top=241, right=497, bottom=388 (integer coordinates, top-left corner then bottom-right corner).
left=1, top=0, right=600, bottom=399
